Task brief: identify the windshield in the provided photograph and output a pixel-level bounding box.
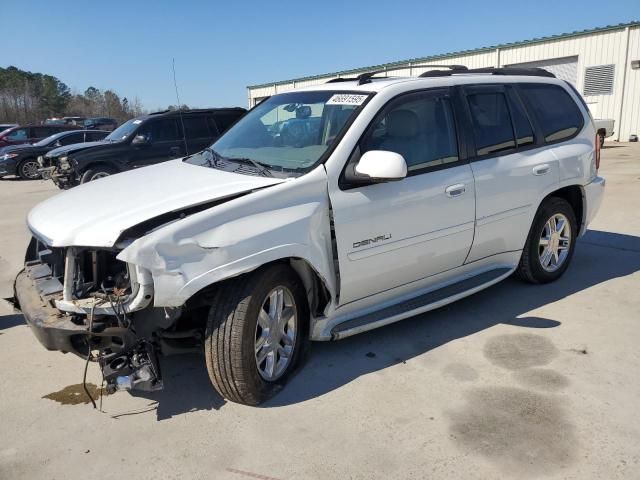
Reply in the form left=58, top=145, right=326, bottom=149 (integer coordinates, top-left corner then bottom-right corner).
left=186, top=91, right=370, bottom=175
left=105, top=119, right=141, bottom=141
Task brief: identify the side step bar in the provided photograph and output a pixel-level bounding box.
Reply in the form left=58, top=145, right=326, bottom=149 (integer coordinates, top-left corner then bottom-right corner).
left=331, top=268, right=512, bottom=340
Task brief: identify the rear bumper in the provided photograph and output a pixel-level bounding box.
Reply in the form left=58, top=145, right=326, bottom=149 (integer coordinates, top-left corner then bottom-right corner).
left=14, top=268, right=87, bottom=355
left=581, top=176, right=606, bottom=235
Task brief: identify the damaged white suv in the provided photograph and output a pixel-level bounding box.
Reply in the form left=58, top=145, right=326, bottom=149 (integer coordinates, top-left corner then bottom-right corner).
left=15, top=66, right=605, bottom=405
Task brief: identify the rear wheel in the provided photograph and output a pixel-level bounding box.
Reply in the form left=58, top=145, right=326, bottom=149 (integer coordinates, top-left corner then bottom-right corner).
left=516, top=197, right=577, bottom=283
left=204, top=264, right=308, bottom=405
left=80, top=165, right=116, bottom=183
left=18, top=158, right=40, bottom=180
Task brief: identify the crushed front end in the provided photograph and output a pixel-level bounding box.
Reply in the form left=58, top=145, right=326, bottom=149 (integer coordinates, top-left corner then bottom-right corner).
left=38, top=154, right=78, bottom=188
left=14, top=237, right=171, bottom=394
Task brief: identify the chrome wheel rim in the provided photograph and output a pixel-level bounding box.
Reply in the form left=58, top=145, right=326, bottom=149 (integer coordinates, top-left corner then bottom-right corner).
left=22, top=161, right=39, bottom=179
left=91, top=172, right=110, bottom=180
left=255, top=286, right=297, bottom=381
left=538, top=213, right=571, bottom=272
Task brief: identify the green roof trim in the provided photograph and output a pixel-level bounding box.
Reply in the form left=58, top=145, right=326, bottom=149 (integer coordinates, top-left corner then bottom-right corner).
left=248, top=21, right=639, bottom=90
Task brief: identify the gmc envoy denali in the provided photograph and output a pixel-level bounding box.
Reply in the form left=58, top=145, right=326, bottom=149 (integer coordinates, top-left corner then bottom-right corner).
left=14, top=66, right=605, bottom=406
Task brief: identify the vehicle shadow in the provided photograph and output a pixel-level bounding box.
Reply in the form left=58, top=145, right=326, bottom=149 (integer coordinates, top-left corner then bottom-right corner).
left=130, top=353, right=226, bottom=420
left=0, top=313, right=25, bottom=331
left=264, top=229, right=640, bottom=407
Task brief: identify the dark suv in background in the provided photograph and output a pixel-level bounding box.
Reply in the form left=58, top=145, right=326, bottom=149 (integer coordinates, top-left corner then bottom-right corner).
left=84, top=117, right=118, bottom=131
left=45, top=107, right=246, bottom=188
left=0, top=124, right=81, bottom=148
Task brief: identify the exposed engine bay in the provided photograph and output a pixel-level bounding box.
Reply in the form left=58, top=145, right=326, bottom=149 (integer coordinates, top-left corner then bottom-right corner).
left=15, top=237, right=205, bottom=397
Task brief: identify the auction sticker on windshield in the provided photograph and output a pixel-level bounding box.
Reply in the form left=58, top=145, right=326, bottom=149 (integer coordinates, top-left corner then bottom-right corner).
left=326, top=94, right=368, bottom=106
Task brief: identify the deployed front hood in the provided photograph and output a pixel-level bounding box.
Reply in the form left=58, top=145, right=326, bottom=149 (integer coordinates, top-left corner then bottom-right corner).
left=45, top=140, right=108, bottom=158
left=28, top=159, right=285, bottom=247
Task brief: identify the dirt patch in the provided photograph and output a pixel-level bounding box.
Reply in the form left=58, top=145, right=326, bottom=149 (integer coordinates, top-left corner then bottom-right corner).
left=442, top=363, right=478, bottom=382
left=448, top=386, right=576, bottom=475
left=43, top=383, right=111, bottom=405
left=484, top=333, right=558, bottom=370
left=513, top=368, right=570, bottom=392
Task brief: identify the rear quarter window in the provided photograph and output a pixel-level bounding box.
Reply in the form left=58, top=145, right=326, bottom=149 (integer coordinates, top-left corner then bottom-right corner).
left=518, top=84, right=584, bottom=143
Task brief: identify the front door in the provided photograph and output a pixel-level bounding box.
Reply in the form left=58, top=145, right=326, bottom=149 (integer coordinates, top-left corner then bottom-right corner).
left=131, top=118, right=185, bottom=168
left=329, top=89, right=476, bottom=305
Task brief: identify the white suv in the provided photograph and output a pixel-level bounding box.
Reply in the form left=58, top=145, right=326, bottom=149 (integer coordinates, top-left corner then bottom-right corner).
left=15, top=66, right=605, bottom=406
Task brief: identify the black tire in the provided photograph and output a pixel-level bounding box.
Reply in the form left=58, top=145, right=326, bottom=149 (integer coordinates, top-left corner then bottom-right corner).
left=17, top=158, right=41, bottom=180
left=599, top=133, right=605, bottom=148
left=205, top=264, right=308, bottom=405
left=80, top=165, right=116, bottom=183
left=516, top=197, right=578, bottom=284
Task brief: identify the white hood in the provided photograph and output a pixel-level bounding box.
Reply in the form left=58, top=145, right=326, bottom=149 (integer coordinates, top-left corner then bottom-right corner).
left=28, top=159, right=285, bottom=247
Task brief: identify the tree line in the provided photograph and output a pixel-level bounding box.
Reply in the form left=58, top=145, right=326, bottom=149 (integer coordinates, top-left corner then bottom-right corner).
left=0, top=66, right=146, bottom=125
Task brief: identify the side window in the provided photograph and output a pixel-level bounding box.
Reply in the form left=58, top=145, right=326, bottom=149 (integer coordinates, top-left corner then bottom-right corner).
left=32, top=127, right=53, bottom=138
left=87, top=132, right=106, bottom=141
left=145, top=119, right=180, bottom=142
left=214, top=112, right=241, bottom=133
left=6, top=128, right=28, bottom=140
left=59, top=132, right=84, bottom=145
left=183, top=116, right=211, bottom=139
left=507, top=90, right=535, bottom=147
left=361, top=92, right=459, bottom=173
left=518, top=84, right=584, bottom=143
left=467, top=92, right=515, bottom=156
left=206, top=116, right=220, bottom=136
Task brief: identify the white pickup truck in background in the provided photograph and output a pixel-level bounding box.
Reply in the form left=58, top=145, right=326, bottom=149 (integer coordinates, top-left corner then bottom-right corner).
left=594, top=118, right=615, bottom=146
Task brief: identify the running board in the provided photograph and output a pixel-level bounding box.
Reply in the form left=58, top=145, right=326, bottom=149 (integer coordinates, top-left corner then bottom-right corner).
left=331, top=268, right=512, bottom=340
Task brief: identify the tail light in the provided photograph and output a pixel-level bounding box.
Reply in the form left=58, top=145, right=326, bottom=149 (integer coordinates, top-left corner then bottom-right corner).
left=594, top=133, right=601, bottom=171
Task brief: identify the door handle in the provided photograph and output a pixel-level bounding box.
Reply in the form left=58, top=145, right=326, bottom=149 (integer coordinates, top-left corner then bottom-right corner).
left=533, top=164, right=550, bottom=176
left=445, top=184, right=466, bottom=197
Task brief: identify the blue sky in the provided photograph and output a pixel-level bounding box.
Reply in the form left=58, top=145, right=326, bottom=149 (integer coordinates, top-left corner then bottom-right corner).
left=3, top=0, right=637, bottom=110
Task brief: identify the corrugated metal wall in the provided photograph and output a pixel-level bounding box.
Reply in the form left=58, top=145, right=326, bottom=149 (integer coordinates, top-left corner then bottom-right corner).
left=248, top=25, right=639, bottom=140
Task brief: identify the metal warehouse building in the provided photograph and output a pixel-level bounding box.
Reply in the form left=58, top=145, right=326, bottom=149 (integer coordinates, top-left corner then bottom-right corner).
left=247, top=21, right=640, bottom=142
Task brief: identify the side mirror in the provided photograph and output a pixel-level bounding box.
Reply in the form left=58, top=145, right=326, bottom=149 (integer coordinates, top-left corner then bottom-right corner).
left=132, top=134, right=149, bottom=145
left=353, top=150, right=407, bottom=182
left=54, top=141, right=62, bottom=147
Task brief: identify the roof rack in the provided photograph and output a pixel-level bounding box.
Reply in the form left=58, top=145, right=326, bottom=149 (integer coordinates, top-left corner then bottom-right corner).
left=326, top=64, right=468, bottom=85
left=419, top=66, right=555, bottom=78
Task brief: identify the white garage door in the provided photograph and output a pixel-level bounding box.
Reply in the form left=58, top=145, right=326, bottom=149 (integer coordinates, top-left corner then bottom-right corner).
left=507, top=56, right=579, bottom=85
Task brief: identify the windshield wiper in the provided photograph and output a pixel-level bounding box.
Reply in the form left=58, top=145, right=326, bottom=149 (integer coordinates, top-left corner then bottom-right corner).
left=228, top=157, right=273, bottom=177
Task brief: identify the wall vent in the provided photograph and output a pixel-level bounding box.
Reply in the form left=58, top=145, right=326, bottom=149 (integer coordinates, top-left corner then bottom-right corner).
left=583, top=64, right=615, bottom=96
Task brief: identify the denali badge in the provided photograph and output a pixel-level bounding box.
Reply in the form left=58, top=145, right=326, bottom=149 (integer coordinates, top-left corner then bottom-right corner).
left=353, top=234, right=392, bottom=249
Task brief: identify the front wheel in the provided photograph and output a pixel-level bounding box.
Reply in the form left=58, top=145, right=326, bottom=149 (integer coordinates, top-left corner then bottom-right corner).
left=80, top=165, right=116, bottom=183
left=18, top=158, right=41, bottom=180
left=516, top=197, right=577, bottom=284
left=204, top=264, right=308, bottom=405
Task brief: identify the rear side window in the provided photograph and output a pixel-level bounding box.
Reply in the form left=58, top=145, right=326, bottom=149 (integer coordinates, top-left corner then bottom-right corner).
left=507, top=91, right=535, bottom=147
left=183, top=116, right=211, bottom=139
left=214, top=112, right=242, bottom=133
left=86, top=132, right=107, bottom=141
left=467, top=92, right=515, bottom=156
left=32, top=127, right=53, bottom=138
left=145, top=119, right=180, bottom=142
left=59, top=132, right=84, bottom=145
left=518, top=84, right=584, bottom=142
left=5, top=128, right=28, bottom=140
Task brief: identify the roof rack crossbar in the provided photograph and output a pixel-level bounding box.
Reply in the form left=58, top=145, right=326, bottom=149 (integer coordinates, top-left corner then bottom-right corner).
left=353, top=64, right=468, bottom=85
left=419, top=66, right=556, bottom=78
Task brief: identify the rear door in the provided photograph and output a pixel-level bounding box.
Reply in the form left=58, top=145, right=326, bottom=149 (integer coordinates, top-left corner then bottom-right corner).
left=130, top=118, right=184, bottom=168
left=462, top=84, right=559, bottom=262
left=182, top=115, right=214, bottom=154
